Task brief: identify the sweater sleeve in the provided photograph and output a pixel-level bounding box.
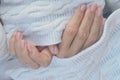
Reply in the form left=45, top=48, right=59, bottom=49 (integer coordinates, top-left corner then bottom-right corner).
left=0, top=0, right=9, bottom=61
left=0, top=22, right=10, bottom=62
left=0, top=0, right=106, bottom=47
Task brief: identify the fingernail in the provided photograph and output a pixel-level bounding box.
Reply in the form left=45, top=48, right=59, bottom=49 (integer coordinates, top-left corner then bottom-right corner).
left=90, top=3, right=97, bottom=12
left=80, top=4, right=86, bottom=11
left=21, top=40, right=25, bottom=48
left=96, top=7, right=103, bottom=17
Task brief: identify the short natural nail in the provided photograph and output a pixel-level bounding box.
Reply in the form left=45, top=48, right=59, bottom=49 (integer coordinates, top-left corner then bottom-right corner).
left=80, top=5, right=86, bottom=11
left=90, top=3, right=97, bottom=12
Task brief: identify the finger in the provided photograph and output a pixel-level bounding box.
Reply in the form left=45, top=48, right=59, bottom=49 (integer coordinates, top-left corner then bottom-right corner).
left=22, top=41, right=40, bottom=69
left=40, top=48, right=53, bottom=67
left=15, top=32, right=26, bottom=64
left=27, top=44, right=44, bottom=66
left=69, top=4, right=97, bottom=55
left=36, top=46, right=46, bottom=52
left=83, top=7, right=103, bottom=49
left=28, top=44, right=52, bottom=67
left=48, top=45, right=59, bottom=55
left=9, top=32, right=17, bottom=55
left=59, top=4, right=86, bottom=55
left=19, top=40, right=27, bottom=65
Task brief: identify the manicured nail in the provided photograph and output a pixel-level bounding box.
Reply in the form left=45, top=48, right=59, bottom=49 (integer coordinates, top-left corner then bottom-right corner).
left=80, top=4, right=86, bottom=11
left=96, top=7, right=103, bottom=17
left=90, top=3, right=97, bottom=12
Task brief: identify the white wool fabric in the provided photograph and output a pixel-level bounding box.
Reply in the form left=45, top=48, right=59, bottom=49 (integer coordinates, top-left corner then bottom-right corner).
left=0, top=0, right=120, bottom=80
left=0, top=23, right=9, bottom=61
left=1, top=8, right=120, bottom=80
left=0, top=0, right=105, bottom=46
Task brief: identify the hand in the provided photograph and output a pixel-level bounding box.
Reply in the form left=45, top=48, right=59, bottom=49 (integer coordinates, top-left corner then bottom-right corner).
left=37, top=45, right=59, bottom=55
left=9, top=32, right=54, bottom=69
left=57, top=4, right=104, bottom=58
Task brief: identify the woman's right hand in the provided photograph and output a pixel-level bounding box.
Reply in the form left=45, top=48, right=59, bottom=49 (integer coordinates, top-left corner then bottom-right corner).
left=57, top=4, right=105, bottom=58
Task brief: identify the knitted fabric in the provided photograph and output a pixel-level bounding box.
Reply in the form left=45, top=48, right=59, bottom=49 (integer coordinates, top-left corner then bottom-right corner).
left=0, top=0, right=105, bottom=46
left=0, top=0, right=120, bottom=80
left=0, top=23, right=9, bottom=61
left=4, top=8, right=120, bottom=80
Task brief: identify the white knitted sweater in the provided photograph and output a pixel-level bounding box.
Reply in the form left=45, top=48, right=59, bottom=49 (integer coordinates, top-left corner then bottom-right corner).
left=0, top=0, right=105, bottom=61
left=0, top=0, right=105, bottom=46
left=1, top=8, right=120, bottom=80
left=0, top=0, right=120, bottom=80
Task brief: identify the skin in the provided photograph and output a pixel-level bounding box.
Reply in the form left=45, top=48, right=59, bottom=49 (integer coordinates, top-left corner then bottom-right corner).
left=9, top=4, right=105, bottom=69
left=57, top=4, right=104, bottom=58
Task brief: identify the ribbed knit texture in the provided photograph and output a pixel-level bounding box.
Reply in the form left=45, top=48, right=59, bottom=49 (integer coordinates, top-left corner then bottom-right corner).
left=0, top=0, right=103, bottom=80
left=0, top=0, right=120, bottom=80
left=0, top=0, right=105, bottom=46
left=3, top=8, right=120, bottom=80
left=0, top=23, right=9, bottom=61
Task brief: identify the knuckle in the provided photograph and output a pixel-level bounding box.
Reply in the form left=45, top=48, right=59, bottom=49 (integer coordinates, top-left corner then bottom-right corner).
left=65, top=26, right=77, bottom=35
left=77, top=31, right=88, bottom=40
